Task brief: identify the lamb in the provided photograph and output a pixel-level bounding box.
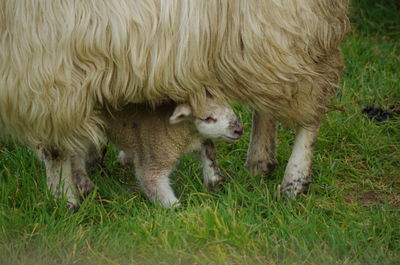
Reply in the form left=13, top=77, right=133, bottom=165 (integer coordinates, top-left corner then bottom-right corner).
left=0, top=1, right=349, bottom=207
left=106, top=99, right=242, bottom=207
left=43, top=97, right=243, bottom=208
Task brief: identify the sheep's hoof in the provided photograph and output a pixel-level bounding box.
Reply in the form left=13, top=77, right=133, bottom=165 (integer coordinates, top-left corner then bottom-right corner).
left=279, top=179, right=311, bottom=199
left=73, top=171, right=96, bottom=197
left=245, top=159, right=277, bottom=176
left=51, top=189, right=80, bottom=211
left=77, top=181, right=95, bottom=198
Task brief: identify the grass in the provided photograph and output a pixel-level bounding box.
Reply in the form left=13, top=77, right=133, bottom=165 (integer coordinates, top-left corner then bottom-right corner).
left=1, top=1, right=399, bottom=264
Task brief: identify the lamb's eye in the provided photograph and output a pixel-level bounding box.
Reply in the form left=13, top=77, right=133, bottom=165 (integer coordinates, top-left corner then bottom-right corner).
left=202, top=116, right=217, bottom=123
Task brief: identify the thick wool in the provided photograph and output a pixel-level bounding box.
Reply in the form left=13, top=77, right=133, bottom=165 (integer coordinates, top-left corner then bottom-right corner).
left=0, top=0, right=349, bottom=153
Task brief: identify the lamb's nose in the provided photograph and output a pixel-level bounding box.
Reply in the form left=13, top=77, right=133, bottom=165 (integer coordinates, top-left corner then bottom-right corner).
left=234, top=121, right=243, bottom=136
left=234, top=128, right=243, bottom=136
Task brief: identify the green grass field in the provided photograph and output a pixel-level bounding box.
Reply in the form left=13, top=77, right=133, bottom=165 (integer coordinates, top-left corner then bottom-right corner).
left=1, top=1, right=399, bottom=264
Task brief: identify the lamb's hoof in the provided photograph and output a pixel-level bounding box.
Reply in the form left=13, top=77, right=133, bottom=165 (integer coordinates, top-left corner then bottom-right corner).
left=245, top=159, right=277, bottom=176
left=171, top=202, right=181, bottom=208
left=161, top=200, right=181, bottom=208
left=67, top=201, right=80, bottom=212
left=204, top=180, right=222, bottom=192
left=204, top=172, right=225, bottom=192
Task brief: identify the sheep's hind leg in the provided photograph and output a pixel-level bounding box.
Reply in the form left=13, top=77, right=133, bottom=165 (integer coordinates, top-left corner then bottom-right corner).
left=280, top=125, right=319, bottom=198
left=38, top=148, right=79, bottom=209
left=245, top=110, right=278, bottom=176
left=201, top=140, right=223, bottom=190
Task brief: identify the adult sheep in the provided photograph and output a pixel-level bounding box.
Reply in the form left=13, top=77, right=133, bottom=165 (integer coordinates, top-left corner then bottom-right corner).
left=0, top=0, right=349, bottom=207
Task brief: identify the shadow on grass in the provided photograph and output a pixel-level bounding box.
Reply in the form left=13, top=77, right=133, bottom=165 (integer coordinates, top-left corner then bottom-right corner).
left=350, top=0, right=400, bottom=39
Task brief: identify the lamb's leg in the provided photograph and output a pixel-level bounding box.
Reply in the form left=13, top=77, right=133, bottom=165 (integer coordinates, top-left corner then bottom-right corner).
left=280, top=125, right=319, bottom=197
left=201, top=139, right=223, bottom=190
left=245, top=110, right=278, bottom=176
left=38, top=148, right=79, bottom=209
left=134, top=163, right=179, bottom=208
left=71, top=154, right=95, bottom=197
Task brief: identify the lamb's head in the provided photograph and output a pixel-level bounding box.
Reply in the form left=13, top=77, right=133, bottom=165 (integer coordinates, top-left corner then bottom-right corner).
left=169, top=98, right=243, bottom=142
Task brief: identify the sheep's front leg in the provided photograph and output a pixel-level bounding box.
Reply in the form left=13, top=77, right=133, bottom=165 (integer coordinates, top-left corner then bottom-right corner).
left=38, top=148, right=79, bottom=209
left=201, top=139, right=223, bottom=190
left=134, top=163, right=179, bottom=208
left=245, top=110, right=278, bottom=176
left=71, top=154, right=95, bottom=197
left=280, top=125, right=319, bottom=197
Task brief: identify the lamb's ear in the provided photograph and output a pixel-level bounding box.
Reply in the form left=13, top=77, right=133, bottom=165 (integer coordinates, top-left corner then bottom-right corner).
left=169, top=104, right=192, bottom=124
